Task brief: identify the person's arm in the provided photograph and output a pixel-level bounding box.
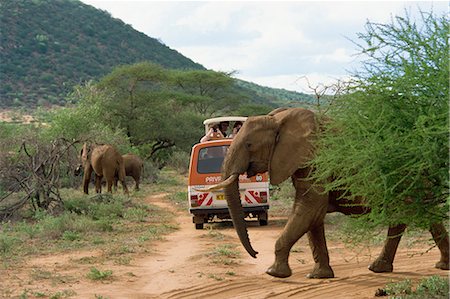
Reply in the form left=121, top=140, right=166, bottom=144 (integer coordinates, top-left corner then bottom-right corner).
left=201, top=127, right=224, bottom=142
left=200, top=127, right=215, bottom=142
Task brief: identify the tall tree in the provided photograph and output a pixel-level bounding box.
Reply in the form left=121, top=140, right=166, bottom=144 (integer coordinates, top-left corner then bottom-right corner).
left=169, top=69, right=237, bottom=116
left=311, top=10, right=449, bottom=229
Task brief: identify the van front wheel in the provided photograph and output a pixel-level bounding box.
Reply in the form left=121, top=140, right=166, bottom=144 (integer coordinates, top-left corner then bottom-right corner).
left=195, top=223, right=204, bottom=230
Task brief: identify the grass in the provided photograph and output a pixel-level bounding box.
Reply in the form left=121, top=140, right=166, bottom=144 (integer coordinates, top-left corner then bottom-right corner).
left=18, top=289, right=76, bottom=299
left=86, top=267, right=113, bottom=281
left=376, top=275, right=449, bottom=298
left=0, top=168, right=184, bottom=267
left=169, top=191, right=188, bottom=211
left=201, top=228, right=228, bottom=241
left=2, top=167, right=447, bottom=297
left=30, top=269, right=76, bottom=284
left=207, top=243, right=241, bottom=265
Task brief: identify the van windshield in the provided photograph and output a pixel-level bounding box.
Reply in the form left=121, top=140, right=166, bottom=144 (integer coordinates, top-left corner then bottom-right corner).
left=197, top=145, right=229, bottom=174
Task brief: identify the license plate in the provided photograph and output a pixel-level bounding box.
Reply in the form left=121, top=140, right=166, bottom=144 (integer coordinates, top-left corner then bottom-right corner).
left=216, top=194, right=225, bottom=200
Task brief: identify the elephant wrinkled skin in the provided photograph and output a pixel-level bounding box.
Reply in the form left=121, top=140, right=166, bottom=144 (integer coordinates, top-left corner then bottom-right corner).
left=77, top=143, right=128, bottom=195
left=220, top=107, right=449, bottom=279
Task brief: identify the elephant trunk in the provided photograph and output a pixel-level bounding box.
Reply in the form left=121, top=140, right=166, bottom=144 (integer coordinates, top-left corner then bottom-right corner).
left=224, top=175, right=258, bottom=258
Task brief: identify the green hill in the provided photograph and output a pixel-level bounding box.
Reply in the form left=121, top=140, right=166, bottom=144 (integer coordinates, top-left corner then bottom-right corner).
left=0, top=0, right=314, bottom=108
left=0, top=0, right=203, bottom=107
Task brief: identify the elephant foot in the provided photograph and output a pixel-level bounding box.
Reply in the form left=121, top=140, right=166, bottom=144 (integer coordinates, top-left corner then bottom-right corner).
left=435, top=260, right=449, bottom=270
left=306, top=264, right=334, bottom=279
left=368, top=258, right=393, bottom=273
left=266, top=262, right=292, bottom=278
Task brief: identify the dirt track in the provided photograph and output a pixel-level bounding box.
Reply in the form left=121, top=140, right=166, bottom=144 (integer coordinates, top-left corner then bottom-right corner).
left=2, top=193, right=447, bottom=298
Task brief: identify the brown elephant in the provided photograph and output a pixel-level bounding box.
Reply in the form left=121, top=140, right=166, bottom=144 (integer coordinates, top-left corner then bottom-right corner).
left=77, top=143, right=128, bottom=195
left=114, top=154, right=143, bottom=191
left=209, top=107, right=449, bottom=279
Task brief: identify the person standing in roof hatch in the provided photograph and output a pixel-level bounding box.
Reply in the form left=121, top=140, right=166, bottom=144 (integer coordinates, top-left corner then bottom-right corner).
left=200, top=121, right=229, bottom=142
left=228, top=121, right=243, bottom=139
left=218, top=121, right=229, bottom=137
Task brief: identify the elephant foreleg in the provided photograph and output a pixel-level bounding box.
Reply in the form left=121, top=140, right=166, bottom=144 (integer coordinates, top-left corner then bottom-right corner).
left=266, top=196, right=329, bottom=278
left=306, top=223, right=334, bottom=278
left=429, top=222, right=449, bottom=270
left=266, top=213, right=308, bottom=278
left=82, top=167, right=93, bottom=194
left=369, top=224, right=407, bottom=273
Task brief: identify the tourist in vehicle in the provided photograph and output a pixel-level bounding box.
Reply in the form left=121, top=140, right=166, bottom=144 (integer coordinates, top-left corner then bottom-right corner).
left=200, top=121, right=229, bottom=142
left=218, top=121, right=230, bottom=136
left=228, top=121, right=243, bottom=139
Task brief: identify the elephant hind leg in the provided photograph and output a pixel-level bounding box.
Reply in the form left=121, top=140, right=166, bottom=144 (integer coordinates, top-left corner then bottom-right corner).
left=106, top=179, right=113, bottom=193
left=118, top=169, right=129, bottom=195
left=369, top=224, right=406, bottom=273
left=430, top=222, right=449, bottom=270
left=95, top=175, right=102, bottom=193
left=134, top=177, right=140, bottom=191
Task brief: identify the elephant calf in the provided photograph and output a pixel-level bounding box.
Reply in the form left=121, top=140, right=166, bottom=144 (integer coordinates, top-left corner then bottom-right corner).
left=114, top=153, right=144, bottom=191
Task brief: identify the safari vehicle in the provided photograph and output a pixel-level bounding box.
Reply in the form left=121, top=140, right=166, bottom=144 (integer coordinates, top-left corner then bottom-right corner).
left=187, top=117, right=270, bottom=229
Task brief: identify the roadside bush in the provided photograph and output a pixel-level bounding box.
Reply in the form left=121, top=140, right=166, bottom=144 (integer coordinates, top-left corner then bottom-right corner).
left=86, top=267, right=113, bottom=281
left=61, top=230, right=81, bottom=241
left=14, top=221, right=40, bottom=239
left=89, top=201, right=124, bottom=220
left=379, top=275, right=449, bottom=298
left=142, top=159, right=160, bottom=184
left=63, top=194, right=126, bottom=220
left=0, top=233, right=20, bottom=257
left=124, top=207, right=148, bottom=222
left=37, top=212, right=84, bottom=239
left=311, top=10, right=449, bottom=231
left=414, top=275, right=449, bottom=298
left=166, top=150, right=190, bottom=174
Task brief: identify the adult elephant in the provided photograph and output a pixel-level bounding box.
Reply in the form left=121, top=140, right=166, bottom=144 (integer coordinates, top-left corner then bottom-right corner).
left=77, top=143, right=128, bottom=195
left=209, top=107, right=449, bottom=279
left=114, top=154, right=144, bottom=191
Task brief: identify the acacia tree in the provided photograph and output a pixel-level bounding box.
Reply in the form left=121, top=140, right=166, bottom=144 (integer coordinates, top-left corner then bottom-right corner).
left=69, top=62, right=237, bottom=164
left=169, top=69, right=239, bottom=116
left=311, top=10, right=449, bottom=230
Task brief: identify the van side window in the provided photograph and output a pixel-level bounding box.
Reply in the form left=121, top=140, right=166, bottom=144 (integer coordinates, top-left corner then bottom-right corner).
left=198, top=145, right=229, bottom=174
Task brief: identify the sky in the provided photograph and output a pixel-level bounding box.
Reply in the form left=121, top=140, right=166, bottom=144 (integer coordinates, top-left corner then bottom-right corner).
left=80, top=1, right=447, bottom=94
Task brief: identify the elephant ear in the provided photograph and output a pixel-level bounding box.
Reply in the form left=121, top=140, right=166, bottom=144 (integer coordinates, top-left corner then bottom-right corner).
left=269, top=108, right=317, bottom=185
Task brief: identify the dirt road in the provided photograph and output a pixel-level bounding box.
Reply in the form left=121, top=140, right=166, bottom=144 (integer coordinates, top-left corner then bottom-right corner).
left=3, top=193, right=447, bottom=298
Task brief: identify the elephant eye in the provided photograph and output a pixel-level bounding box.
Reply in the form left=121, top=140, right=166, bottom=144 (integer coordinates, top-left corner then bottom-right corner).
left=245, top=141, right=252, bottom=149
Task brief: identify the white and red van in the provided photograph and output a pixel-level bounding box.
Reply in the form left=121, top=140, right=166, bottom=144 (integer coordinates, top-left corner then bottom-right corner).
left=187, top=117, right=270, bottom=229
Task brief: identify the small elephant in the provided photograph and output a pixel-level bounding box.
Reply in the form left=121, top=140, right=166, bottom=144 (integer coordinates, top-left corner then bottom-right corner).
left=76, top=143, right=128, bottom=195
left=114, top=153, right=143, bottom=191
left=210, top=107, right=449, bottom=279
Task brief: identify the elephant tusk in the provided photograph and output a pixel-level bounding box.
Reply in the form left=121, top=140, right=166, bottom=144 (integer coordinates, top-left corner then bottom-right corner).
left=194, top=174, right=239, bottom=192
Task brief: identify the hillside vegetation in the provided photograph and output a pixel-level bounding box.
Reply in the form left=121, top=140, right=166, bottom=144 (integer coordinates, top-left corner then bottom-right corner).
left=0, top=0, right=314, bottom=108
left=0, top=0, right=203, bottom=107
